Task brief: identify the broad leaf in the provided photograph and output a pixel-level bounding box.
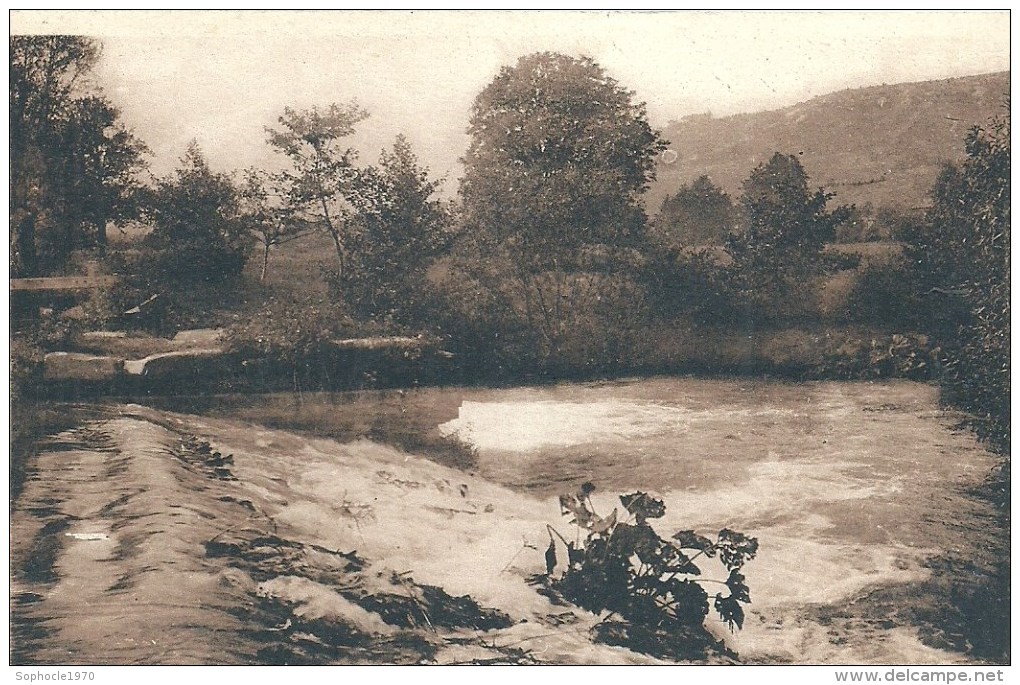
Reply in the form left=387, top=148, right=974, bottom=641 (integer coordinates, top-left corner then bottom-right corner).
left=619, top=492, right=666, bottom=523
left=717, top=528, right=760, bottom=571
left=725, top=569, right=751, bottom=604
left=591, top=507, right=617, bottom=534
left=671, top=529, right=717, bottom=556
left=609, top=522, right=661, bottom=565
left=714, top=593, right=745, bottom=632
left=559, top=493, right=594, bottom=528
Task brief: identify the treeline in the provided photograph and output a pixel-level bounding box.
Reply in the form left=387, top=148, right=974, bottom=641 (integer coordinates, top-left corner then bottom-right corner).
left=9, top=39, right=1009, bottom=458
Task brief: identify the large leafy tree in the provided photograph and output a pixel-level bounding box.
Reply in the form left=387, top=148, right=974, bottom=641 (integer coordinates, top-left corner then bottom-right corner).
left=461, top=52, right=667, bottom=264
left=266, top=102, right=372, bottom=279
left=344, top=135, right=452, bottom=325
left=454, top=52, right=667, bottom=369
left=10, top=35, right=147, bottom=275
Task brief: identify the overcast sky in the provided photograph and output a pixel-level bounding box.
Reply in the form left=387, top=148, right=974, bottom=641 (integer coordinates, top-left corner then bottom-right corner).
left=11, top=10, right=1012, bottom=191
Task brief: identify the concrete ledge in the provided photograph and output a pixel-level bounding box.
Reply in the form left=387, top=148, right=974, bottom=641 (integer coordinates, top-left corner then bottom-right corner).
left=44, top=352, right=125, bottom=382
left=330, top=336, right=431, bottom=351
left=124, top=348, right=228, bottom=378
left=171, top=329, right=223, bottom=347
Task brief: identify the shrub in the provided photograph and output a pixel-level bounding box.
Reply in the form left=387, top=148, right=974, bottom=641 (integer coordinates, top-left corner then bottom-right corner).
left=819, top=333, right=940, bottom=380
left=434, top=246, right=654, bottom=381
left=544, top=484, right=758, bottom=660
left=143, top=142, right=250, bottom=287
left=222, top=296, right=367, bottom=390
left=641, top=247, right=743, bottom=326
left=917, top=112, right=1010, bottom=456
left=839, top=260, right=933, bottom=327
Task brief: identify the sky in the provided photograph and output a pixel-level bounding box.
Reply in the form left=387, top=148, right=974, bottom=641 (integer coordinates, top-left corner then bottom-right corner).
left=10, top=10, right=1012, bottom=193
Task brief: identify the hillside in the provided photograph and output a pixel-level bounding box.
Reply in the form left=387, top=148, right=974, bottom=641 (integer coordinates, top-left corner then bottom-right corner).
left=648, top=72, right=1009, bottom=214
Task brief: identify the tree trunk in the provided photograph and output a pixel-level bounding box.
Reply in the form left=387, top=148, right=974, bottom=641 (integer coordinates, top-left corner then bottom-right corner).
left=260, top=243, right=271, bottom=282
left=319, top=197, right=345, bottom=280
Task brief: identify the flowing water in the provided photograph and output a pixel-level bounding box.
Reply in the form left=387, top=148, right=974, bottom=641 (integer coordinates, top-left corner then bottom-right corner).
left=434, top=377, right=1005, bottom=662
left=10, top=377, right=1006, bottom=664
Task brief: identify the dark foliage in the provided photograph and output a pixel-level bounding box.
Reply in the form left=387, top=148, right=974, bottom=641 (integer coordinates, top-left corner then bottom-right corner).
left=909, top=108, right=1010, bottom=455
left=221, top=295, right=363, bottom=390
left=639, top=247, right=743, bottom=326
left=142, top=142, right=250, bottom=285
left=342, top=135, right=453, bottom=326
left=460, top=52, right=667, bottom=266
left=725, top=153, right=854, bottom=322
left=447, top=52, right=667, bottom=374
left=653, top=175, right=736, bottom=247
left=545, top=483, right=758, bottom=659
left=817, top=333, right=940, bottom=381
left=10, top=35, right=148, bottom=276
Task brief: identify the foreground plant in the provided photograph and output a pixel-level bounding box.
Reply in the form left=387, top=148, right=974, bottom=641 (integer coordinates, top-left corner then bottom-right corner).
left=544, top=483, right=758, bottom=659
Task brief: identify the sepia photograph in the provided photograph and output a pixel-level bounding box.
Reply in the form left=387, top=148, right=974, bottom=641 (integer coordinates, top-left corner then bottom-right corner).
left=7, top=9, right=1011, bottom=672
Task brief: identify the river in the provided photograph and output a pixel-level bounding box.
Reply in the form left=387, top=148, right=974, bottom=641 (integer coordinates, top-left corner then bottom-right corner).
left=10, top=377, right=1007, bottom=664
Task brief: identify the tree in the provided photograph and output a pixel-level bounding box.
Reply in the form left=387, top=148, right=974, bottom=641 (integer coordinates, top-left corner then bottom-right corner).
left=454, top=52, right=667, bottom=369
left=725, top=152, right=851, bottom=318
left=461, top=52, right=666, bottom=264
left=739, top=152, right=848, bottom=251
left=57, top=96, right=148, bottom=255
left=911, top=108, right=1010, bottom=454
left=344, top=135, right=452, bottom=324
left=653, top=175, right=736, bottom=247
left=10, top=35, right=147, bottom=275
left=238, top=168, right=315, bottom=282
left=266, top=102, right=371, bottom=279
left=145, top=142, right=249, bottom=284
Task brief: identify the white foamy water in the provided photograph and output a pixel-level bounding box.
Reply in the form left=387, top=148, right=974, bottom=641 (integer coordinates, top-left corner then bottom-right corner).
left=438, top=399, right=689, bottom=451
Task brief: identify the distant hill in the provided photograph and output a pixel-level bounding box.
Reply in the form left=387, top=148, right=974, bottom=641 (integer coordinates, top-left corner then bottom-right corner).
left=648, top=72, right=1009, bottom=214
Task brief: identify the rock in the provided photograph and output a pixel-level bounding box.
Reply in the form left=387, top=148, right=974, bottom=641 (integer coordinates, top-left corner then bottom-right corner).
left=43, top=352, right=125, bottom=382
left=172, top=328, right=224, bottom=347
left=79, top=331, right=128, bottom=342
left=330, top=336, right=428, bottom=351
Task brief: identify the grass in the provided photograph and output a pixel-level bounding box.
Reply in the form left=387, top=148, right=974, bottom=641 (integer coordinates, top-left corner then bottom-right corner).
left=245, top=230, right=336, bottom=302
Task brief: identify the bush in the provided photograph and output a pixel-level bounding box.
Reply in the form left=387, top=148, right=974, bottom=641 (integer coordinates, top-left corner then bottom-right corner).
left=543, top=484, right=758, bottom=660
left=839, top=260, right=933, bottom=327
left=908, top=110, right=1010, bottom=455
left=222, top=296, right=369, bottom=390
left=143, top=142, right=250, bottom=287
left=818, top=332, right=940, bottom=380
left=641, top=247, right=743, bottom=326
left=433, top=245, right=655, bottom=381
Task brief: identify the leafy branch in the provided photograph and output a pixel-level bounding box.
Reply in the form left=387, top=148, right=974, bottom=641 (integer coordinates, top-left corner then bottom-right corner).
left=544, top=482, right=759, bottom=654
